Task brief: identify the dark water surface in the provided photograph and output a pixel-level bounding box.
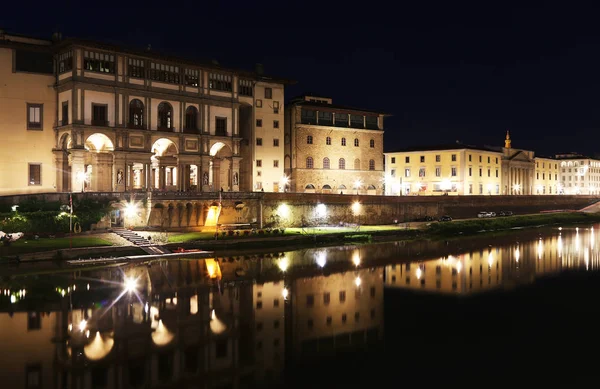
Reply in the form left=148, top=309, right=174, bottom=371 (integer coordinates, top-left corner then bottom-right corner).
left=1, top=225, right=599, bottom=388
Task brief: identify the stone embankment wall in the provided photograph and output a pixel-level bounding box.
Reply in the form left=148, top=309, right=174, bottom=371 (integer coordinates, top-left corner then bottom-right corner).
left=1, top=192, right=598, bottom=229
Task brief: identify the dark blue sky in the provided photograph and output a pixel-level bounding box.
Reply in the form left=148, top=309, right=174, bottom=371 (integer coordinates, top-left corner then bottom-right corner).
left=3, top=2, right=600, bottom=155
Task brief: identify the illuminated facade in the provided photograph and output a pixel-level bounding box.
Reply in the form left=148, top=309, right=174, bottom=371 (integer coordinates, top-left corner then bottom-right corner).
left=384, top=145, right=503, bottom=196
left=556, top=153, right=600, bottom=195
left=385, top=132, right=563, bottom=196
left=284, top=95, right=386, bottom=194
left=534, top=156, right=560, bottom=194
left=0, top=30, right=289, bottom=195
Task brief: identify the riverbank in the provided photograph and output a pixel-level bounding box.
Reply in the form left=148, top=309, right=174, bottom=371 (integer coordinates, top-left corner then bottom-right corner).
left=4, top=212, right=600, bottom=261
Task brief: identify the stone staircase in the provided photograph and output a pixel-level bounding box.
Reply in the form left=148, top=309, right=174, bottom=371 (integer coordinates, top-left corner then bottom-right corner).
left=113, top=228, right=170, bottom=255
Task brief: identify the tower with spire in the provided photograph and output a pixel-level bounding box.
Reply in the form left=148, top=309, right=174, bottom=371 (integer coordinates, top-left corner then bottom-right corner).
left=505, top=130, right=511, bottom=149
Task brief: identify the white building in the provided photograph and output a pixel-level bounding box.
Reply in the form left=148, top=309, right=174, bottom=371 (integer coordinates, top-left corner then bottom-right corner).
left=556, top=153, right=600, bottom=195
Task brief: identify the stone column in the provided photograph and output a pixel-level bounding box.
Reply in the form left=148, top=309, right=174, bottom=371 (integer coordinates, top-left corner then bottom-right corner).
left=201, top=155, right=211, bottom=192
left=91, top=153, right=114, bottom=192
left=70, top=149, right=86, bottom=193
left=212, top=158, right=221, bottom=192
left=231, top=157, right=241, bottom=192
left=53, top=152, right=66, bottom=192
left=159, top=166, right=166, bottom=190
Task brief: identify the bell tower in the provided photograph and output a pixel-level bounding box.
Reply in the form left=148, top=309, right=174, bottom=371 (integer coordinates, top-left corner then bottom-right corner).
left=505, top=130, right=511, bottom=149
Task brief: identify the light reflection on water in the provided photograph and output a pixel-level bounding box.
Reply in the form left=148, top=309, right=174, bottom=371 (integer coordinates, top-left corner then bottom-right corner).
left=0, top=225, right=596, bottom=388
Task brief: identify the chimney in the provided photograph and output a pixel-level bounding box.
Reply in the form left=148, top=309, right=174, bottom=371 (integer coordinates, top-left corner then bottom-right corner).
left=255, top=63, right=264, bottom=75
left=51, top=31, right=62, bottom=42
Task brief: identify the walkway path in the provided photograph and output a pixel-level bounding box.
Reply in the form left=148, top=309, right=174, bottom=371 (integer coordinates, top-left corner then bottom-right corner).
left=112, top=228, right=170, bottom=255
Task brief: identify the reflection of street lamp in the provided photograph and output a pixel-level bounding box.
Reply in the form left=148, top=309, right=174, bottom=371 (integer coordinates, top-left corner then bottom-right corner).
left=354, top=180, right=362, bottom=195
left=77, top=171, right=86, bottom=193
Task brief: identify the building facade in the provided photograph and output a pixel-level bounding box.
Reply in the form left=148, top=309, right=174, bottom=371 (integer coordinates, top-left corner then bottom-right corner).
left=556, top=153, right=600, bottom=195
left=239, top=80, right=286, bottom=192
left=384, top=145, right=503, bottom=196
left=533, top=156, right=560, bottom=195
left=384, top=132, right=563, bottom=196
left=0, top=30, right=289, bottom=196
left=284, top=96, right=386, bottom=195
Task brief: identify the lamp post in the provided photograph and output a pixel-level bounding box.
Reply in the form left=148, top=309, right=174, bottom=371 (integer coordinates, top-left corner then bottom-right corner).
left=354, top=179, right=362, bottom=195
left=77, top=171, right=86, bottom=193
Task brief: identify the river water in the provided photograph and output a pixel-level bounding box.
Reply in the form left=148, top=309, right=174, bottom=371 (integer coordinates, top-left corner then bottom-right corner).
left=1, top=224, right=599, bottom=387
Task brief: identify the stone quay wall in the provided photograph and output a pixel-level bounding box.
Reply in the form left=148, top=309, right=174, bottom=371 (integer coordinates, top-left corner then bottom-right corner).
left=1, top=192, right=598, bottom=229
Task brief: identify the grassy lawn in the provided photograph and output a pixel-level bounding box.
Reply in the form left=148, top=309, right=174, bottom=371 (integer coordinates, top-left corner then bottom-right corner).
left=168, top=225, right=408, bottom=243
left=0, top=237, right=113, bottom=257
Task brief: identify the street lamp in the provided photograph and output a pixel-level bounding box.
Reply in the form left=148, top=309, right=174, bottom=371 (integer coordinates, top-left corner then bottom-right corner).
left=354, top=179, right=362, bottom=195
left=280, top=175, right=289, bottom=192
left=77, top=171, right=86, bottom=193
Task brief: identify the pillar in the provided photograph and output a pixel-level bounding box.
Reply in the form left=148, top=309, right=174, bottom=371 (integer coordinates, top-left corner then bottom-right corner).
left=232, top=157, right=241, bottom=192
left=212, top=158, right=221, bottom=192
left=91, top=153, right=114, bottom=192
left=53, top=151, right=67, bottom=192
left=201, top=155, right=211, bottom=192
left=159, top=166, right=166, bottom=189
left=113, top=154, right=126, bottom=192
left=70, top=149, right=86, bottom=193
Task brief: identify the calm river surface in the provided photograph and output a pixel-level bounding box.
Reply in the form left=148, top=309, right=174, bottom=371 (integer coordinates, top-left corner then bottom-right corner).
left=1, top=224, right=600, bottom=387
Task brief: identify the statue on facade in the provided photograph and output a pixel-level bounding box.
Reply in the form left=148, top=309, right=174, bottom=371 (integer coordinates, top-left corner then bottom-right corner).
left=233, top=172, right=239, bottom=186
left=203, top=172, right=209, bottom=185
left=117, top=170, right=123, bottom=185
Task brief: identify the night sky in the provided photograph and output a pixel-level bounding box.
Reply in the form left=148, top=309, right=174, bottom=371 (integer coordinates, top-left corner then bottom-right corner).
left=3, top=3, right=600, bottom=156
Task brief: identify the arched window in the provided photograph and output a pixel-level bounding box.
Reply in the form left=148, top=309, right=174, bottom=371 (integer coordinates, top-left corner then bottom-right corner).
left=326, top=136, right=331, bottom=145
left=129, top=99, right=144, bottom=129
left=354, top=138, right=359, bottom=147
left=354, top=158, right=360, bottom=170
left=305, top=184, right=315, bottom=189
left=369, top=159, right=375, bottom=170
left=339, top=158, right=345, bottom=170
left=307, top=135, right=313, bottom=144
left=185, top=106, right=198, bottom=131
left=370, top=139, right=375, bottom=148
left=338, top=184, right=347, bottom=189
left=322, top=184, right=332, bottom=190
left=341, top=137, right=346, bottom=146
left=323, top=157, right=330, bottom=169
left=367, top=185, right=376, bottom=190
left=306, top=157, right=314, bottom=169
left=157, top=102, right=173, bottom=131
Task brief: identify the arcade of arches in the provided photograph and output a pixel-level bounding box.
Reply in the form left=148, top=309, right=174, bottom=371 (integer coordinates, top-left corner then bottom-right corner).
left=53, top=133, right=240, bottom=193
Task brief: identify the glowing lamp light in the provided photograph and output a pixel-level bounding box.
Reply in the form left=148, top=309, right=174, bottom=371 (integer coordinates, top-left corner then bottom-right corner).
left=352, top=251, right=361, bottom=267
left=515, top=247, right=520, bottom=263
left=352, top=201, right=361, bottom=216
left=315, top=203, right=327, bottom=218
left=441, top=180, right=452, bottom=191
left=315, top=252, right=327, bottom=268
left=278, top=257, right=289, bottom=272
left=124, top=203, right=138, bottom=217
left=277, top=203, right=290, bottom=219
left=354, top=180, right=362, bottom=189
left=280, top=175, right=289, bottom=192
left=354, top=276, right=361, bottom=287
left=124, top=277, right=138, bottom=293
left=282, top=288, right=289, bottom=300
left=79, top=319, right=87, bottom=332
left=416, top=268, right=422, bottom=280
left=456, top=261, right=462, bottom=274
left=512, top=184, right=521, bottom=192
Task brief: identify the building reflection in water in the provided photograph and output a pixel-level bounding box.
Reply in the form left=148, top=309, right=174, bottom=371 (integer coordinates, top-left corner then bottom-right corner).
left=0, top=247, right=384, bottom=389
left=384, top=226, right=600, bottom=294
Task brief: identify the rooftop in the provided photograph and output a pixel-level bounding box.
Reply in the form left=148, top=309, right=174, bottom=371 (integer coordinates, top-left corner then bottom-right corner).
left=289, top=95, right=390, bottom=116
left=386, top=143, right=501, bottom=154
left=1, top=30, right=294, bottom=84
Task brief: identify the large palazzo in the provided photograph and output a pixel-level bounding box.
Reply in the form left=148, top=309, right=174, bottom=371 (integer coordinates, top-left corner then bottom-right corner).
left=0, top=30, right=288, bottom=196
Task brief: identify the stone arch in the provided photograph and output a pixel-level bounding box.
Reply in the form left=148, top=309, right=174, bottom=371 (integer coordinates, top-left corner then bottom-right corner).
left=322, top=184, right=332, bottom=194
left=208, top=142, right=233, bottom=191
left=85, top=133, right=115, bottom=153
left=305, top=184, right=316, bottom=194
left=151, top=138, right=179, bottom=190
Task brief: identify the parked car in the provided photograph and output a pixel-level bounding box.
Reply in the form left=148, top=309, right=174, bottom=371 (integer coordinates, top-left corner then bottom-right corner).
left=439, top=215, right=453, bottom=222
left=478, top=211, right=493, bottom=218
left=499, top=211, right=514, bottom=216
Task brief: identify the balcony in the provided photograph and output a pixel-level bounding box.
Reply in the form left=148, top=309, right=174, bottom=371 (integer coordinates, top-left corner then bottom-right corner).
left=301, top=116, right=317, bottom=125
left=92, top=119, right=108, bottom=127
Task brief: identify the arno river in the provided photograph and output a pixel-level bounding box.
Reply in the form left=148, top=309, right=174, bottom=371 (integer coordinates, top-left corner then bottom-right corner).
left=1, top=225, right=599, bottom=388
